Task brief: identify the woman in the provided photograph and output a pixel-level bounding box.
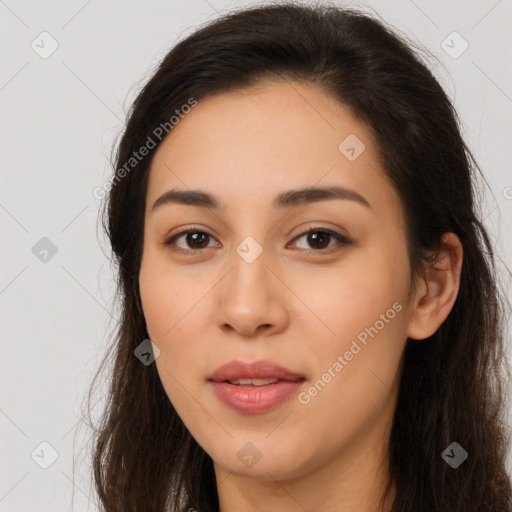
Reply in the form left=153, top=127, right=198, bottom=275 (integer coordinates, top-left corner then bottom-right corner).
left=87, top=3, right=512, bottom=511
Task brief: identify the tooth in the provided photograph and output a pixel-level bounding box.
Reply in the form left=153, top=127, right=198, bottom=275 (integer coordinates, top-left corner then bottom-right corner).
left=227, top=378, right=280, bottom=386
left=251, top=378, right=279, bottom=386
left=236, top=379, right=254, bottom=385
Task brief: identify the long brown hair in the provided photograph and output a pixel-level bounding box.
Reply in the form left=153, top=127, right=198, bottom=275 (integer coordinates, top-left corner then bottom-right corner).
left=84, top=3, right=512, bottom=511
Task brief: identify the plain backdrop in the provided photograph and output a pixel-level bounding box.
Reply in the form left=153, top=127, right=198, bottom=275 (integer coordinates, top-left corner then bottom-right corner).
left=1, top=0, right=511, bottom=510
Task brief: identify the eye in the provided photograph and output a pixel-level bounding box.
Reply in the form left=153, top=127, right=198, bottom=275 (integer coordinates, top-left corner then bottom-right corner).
left=290, top=227, right=352, bottom=253
left=163, top=226, right=352, bottom=255
left=164, top=227, right=219, bottom=254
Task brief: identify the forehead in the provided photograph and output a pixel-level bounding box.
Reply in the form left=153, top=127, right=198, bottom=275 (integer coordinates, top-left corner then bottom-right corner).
left=146, top=79, right=401, bottom=221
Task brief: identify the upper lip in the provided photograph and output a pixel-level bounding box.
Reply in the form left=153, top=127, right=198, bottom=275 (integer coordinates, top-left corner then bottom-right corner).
left=208, top=360, right=305, bottom=382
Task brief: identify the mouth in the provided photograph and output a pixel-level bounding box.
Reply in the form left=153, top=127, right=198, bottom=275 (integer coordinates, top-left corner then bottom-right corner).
left=219, top=377, right=301, bottom=387
left=207, top=360, right=306, bottom=414
left=208, top=359, right=306, bottom=383
left=211, top=378, right=306, bottom=388
left=208, top=378, right=306, bottom=414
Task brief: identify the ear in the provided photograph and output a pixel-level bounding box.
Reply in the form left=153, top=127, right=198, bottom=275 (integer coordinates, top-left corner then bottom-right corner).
left=406, top=232, right=463, bottom=340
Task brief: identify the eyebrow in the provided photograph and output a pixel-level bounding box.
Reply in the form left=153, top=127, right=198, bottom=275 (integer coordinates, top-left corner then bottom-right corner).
left=151, top=185, right=371, bottom=212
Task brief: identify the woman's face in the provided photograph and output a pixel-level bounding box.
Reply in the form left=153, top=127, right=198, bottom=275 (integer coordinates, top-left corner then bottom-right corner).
left=139, top=80, right=420, bottom=482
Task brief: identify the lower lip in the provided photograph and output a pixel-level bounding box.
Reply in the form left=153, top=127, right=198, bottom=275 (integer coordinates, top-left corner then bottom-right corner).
left=209, top=379, right=305, bottom=414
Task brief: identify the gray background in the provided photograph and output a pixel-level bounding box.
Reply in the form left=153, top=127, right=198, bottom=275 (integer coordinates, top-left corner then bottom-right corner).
left=1, top=0, right=511, bottom=510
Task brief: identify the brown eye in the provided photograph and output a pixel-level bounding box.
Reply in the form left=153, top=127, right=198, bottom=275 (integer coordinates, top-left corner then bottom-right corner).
left=163, top=226, right=351, bottom=255
left=164, top=230, right=219, bottom=253
left=291, top=229, right=351, bottom=252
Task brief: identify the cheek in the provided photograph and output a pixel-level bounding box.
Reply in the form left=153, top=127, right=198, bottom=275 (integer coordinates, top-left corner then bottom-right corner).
left=298, top=243, right=408, bottom=334
left=140, top=271, right=209, bottom=413
left=307, top=277, right=406, bottom=384
left=139, top=256, right=216, bottom=381
left=139, top=250, right=197, bottom=339
left=294, top=277, right=407, bottom=448
left=298, top=243, right=409, bottom=389
left=140, top=280, right=203, bottom=370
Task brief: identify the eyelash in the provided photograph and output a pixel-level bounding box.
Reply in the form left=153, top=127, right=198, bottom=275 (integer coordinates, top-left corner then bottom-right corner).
left=163, top=225, right=352, bottom=255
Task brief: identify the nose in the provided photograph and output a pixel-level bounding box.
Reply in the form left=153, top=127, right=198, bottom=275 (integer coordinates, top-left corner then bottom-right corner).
left=215, top=247, right=289, bottom=338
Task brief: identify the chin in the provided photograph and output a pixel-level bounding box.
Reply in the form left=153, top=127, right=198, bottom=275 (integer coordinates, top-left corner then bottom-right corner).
left=209, top=438, right=310, bottom=480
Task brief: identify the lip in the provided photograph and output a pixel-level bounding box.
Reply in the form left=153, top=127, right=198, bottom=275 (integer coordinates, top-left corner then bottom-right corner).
left=208, top=360, right=306, bottom=414
left=208, top=359, right=305, bottom=382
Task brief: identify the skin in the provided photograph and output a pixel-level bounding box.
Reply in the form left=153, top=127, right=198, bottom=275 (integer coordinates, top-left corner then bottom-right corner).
left=138, top=79, right=463, bottom=512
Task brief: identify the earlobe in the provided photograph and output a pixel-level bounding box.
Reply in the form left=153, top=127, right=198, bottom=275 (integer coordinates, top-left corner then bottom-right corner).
left=406, top=232, right=463, bottom=340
